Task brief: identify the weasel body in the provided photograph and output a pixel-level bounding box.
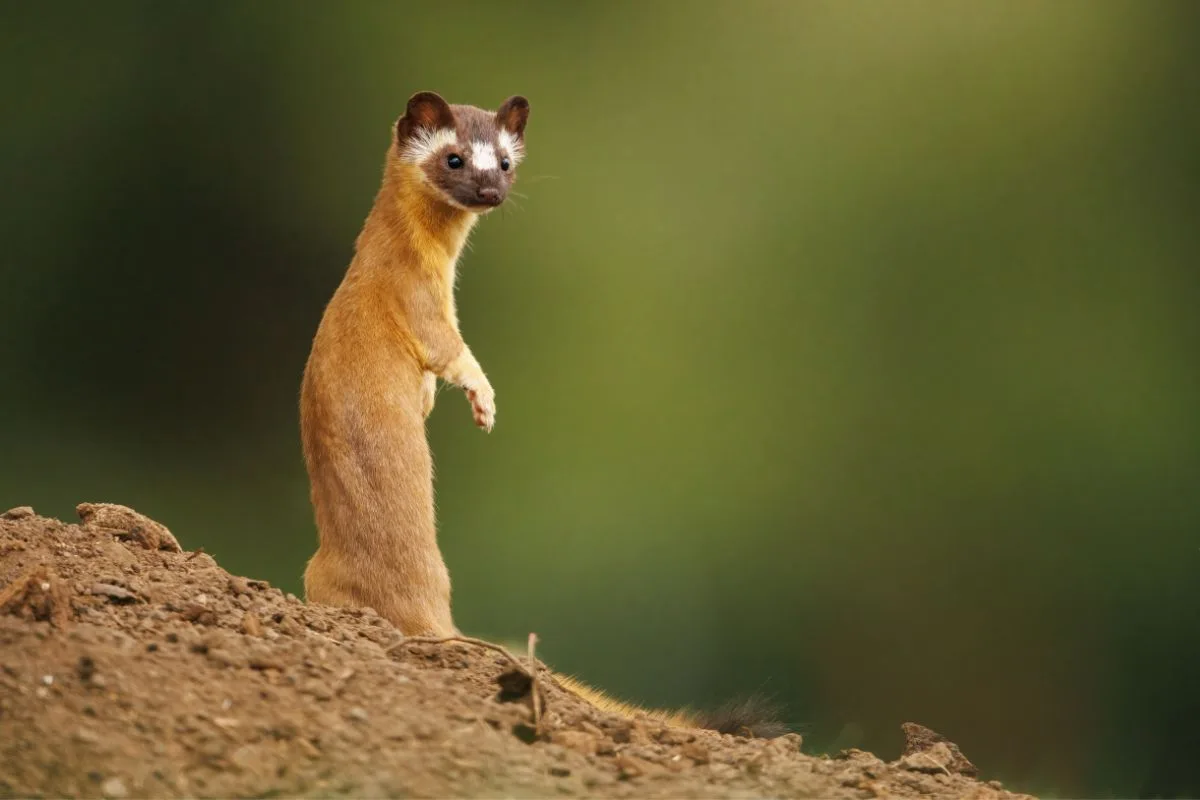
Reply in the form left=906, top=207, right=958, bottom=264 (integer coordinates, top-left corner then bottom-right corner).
left=301, top=91, right=527, bottom=635
left=301, top=92, right=785, bottom=739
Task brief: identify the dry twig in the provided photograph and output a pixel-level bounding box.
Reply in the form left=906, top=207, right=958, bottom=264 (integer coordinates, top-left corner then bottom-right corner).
left=527, top=632, right=542, bottom=732
left=388, top=635, right=530, bottom=674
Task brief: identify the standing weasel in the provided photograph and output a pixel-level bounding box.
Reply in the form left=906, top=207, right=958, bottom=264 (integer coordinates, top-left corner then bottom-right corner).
left=301, top=91, right=524, bottom=635
left=301, top=92, right=784, bottom=737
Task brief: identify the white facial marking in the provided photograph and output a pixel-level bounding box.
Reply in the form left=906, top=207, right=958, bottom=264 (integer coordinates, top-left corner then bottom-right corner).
left=470, top=141, right=498, bottom=171
left=401, top=127, right=458, bottom=164
left=498, top=130, right=524, bottom=166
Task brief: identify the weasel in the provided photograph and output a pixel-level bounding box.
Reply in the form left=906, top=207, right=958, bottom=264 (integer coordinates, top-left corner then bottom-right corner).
left=301, top=91, right=517, bottom=636
left=301, top=91, right=783, bottom=737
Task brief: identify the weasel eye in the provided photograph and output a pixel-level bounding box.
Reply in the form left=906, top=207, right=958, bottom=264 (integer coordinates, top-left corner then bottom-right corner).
left=447, top=153, right=464, bottom=169
left=500, top=157, right=511, bottom=172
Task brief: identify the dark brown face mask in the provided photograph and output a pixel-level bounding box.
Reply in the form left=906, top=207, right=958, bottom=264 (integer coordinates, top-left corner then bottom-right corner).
left=395, top=92, right=530, bottom=212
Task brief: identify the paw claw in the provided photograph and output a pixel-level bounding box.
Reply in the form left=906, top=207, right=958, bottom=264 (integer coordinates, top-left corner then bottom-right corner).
left=467, top=386, right=496, bottom=432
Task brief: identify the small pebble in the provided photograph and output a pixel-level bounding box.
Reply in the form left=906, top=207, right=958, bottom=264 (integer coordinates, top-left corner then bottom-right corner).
left=73, top=727, right=100, bottom=744
left=1, top=506, right=35, bottom=520
left=101, top=776, right=128, bottom=798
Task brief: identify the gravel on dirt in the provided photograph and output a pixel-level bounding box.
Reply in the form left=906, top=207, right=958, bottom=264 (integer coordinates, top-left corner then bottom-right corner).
left=0, top=505, right=1033, bottom=799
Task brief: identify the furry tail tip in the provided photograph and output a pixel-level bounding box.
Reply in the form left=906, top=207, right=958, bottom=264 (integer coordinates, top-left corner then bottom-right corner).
left=695, top=694, right=790, bottom=739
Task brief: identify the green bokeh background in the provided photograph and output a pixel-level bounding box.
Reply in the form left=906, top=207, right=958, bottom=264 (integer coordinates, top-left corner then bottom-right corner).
left=2, top=2, right=1198, bottom=796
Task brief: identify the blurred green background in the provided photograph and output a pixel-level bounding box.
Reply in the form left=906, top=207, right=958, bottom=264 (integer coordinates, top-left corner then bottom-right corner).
left=2, top=1, right=1198, bottom=796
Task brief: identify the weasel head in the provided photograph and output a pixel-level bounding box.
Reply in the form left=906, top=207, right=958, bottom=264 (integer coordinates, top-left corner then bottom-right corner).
left=394, top=91, right=529, bottom=214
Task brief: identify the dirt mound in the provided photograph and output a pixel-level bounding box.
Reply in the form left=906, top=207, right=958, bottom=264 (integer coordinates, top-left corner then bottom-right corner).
left=0, top=505, right=1031, bottom=799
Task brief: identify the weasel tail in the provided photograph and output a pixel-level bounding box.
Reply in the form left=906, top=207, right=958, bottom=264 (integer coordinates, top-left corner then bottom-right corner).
left=300, top=91, right=785, bottom=738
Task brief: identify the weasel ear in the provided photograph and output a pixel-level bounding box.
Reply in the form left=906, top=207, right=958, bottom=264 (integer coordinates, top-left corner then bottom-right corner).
left=495, top=95, right=530, bottom=139
left=396, top=91, right=455, bottom=141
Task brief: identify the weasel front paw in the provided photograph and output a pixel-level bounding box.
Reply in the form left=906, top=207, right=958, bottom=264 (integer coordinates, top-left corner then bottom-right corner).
left=467, top=384, right=496, bottom=432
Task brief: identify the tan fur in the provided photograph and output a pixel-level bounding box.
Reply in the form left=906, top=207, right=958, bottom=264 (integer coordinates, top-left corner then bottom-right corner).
left=301, top=146, right=492, bottom=637
left=298, top=126, right=688, bottom=715
left=554, top=674, right=699, bottom=728
left=299, top=99, right=777, bottom=737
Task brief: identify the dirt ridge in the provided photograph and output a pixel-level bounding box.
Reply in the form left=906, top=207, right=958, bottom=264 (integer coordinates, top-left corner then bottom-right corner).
left=0, top=504, right=1031, bottom=798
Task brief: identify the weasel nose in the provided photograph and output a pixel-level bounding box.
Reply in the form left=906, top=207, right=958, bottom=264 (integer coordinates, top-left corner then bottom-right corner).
left=476, top=187, right=503, bottom=206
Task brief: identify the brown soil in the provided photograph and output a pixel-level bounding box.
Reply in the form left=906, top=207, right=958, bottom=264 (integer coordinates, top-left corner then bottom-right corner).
left=0, top=505, right=1032, bottom=799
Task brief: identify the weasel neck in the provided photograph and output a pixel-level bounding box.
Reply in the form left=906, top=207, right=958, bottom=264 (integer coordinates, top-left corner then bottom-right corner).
left=358, top=161, right=478, bottom=282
